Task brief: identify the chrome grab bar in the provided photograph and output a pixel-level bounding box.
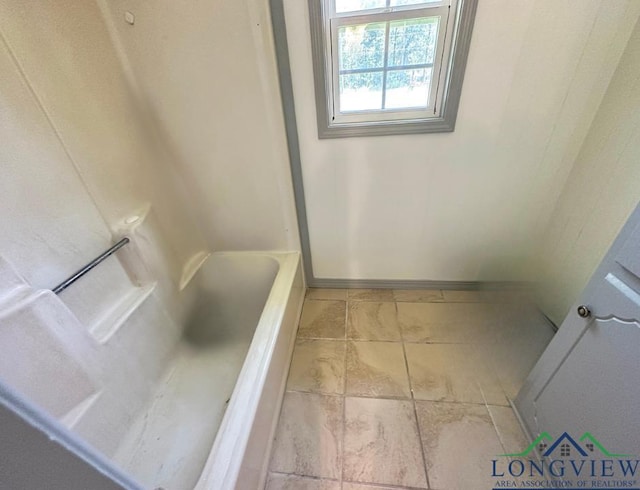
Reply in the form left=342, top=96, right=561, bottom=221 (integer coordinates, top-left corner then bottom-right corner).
left=52, top=237, right=130, bottom=295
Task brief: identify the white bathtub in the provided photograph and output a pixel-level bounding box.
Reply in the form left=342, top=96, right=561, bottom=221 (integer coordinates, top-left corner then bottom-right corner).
left=111, top=251, right=304, bottom=489
left=0, top=250, right=303, bottom=489
left=194, top=252, right=304, bottom=490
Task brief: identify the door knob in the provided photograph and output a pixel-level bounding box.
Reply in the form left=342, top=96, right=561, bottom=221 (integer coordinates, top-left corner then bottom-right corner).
left=577, top=305, right=591, bottom=318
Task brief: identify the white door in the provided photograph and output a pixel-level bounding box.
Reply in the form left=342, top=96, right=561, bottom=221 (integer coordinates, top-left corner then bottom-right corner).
left=515, top=202, right=640, bottom=456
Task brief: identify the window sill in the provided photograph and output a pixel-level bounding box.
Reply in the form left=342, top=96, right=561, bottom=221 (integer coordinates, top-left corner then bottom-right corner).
left=317, top=112, right=456, bottom=138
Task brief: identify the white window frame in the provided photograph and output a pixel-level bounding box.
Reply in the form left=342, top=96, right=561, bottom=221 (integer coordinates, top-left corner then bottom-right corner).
left=308, top=0, right=478, bottom=138
left=330, top=3, right=451, bottom=124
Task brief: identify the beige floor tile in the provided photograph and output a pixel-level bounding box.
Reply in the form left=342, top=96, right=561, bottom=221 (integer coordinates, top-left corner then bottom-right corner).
left=297, top=300, right=346, bottom=339
left=405, top=343, right=507, bottom=405
left=478, top=341, right=547, bottom=402
left=348, top=289, right=395, bottom=302
left=479, top=306, right=555, bottom=400
left=270, top=392, right=343, bottom=479
left=393, top=289, right=444, bottom=302
left=346, top=342, right=410, bottom=398
left=266, top=473, right=341, bottom=490
left=287, top=340, right=346, bottom=394
left=415, top=401, right=504, bottom=490
left=344, top=397, right=427, bottom=488
left=347, top=302, right=401, bottom=341
left=397, top=302, right=499, bottom=343
left=495, top=303, right=551, bottom=344
left=306, top=288, right=348, bottom=301
left=405, top=343, right=483, bottom=404
left=487, top=405, right=529, bottom=455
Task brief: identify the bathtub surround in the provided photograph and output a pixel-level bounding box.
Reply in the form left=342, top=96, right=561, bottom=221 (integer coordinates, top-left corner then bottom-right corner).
left=1, top=0, right=204, bottom=474
left=96, top=0, right=300, bottom=254
left=268, top=288, right=554, bottom=489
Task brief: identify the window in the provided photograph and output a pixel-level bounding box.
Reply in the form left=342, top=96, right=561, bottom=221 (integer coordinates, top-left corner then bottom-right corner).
left=308, top=0, right=477, bottom=137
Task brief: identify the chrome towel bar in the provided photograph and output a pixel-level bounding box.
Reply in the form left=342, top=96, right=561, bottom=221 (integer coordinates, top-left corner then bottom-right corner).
left=52, top=237, right=130, bottom=295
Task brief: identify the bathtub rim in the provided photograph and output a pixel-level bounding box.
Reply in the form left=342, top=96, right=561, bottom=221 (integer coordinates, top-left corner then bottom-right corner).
left=193, top=250, right=302, bottom=490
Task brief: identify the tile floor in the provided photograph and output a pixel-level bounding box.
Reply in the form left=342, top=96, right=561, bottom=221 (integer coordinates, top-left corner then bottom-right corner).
left=266, top=288, right=556, bottom=490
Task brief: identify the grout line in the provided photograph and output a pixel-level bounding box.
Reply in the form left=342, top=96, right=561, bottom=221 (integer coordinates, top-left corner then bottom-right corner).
left=295, top=337, right=352, bottom=342
left=486, top=400, right=510, bottom=456
left=287, top=390, right=413, bottom=402
left=340, top=385, right=346, bottom=489
left=340, top=297, right=348, bottom=488
left=361, top=338, right=496, bottom=346
left=284, top=387, right=513, bottom=407
left=296, top=336, right=501, bottom=345
left=432, top=398, right=509, bottom=408
left=283, top=389, right=343, bottom=399
left=346, top=338, right=404, bottom=343
left=303, top=298, right=348, bottom=303
left=284, top=388, right=345, bottom=397
left=400, top=340, right=500, bottom=345
left=486, top=354, right=511, bottom=405
left=397, top=301, right=432, bottom=490
left=409, top=386, right=432, bottom=489
left=269, top=471, right=429, bottom=490
left=401, top=397, right=512, bottom=408
left=344, top=297, right=349, bottom=342
left=268, top=471, right=341, bottom=483
left=304, top=297, right=349, bottom=302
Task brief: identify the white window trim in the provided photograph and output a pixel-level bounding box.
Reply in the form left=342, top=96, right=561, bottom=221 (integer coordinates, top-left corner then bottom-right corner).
left=308, top=0, right=478, bottom=138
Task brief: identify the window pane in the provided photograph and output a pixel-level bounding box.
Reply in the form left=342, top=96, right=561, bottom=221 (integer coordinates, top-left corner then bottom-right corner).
left=338, top=23, right=386, bottom=71
left=384, top=68, right=431, bottom=109
left=389, top=0, right=441, bottom=6
left=335, top=0, right=386, bottom=13
left=335, top=0, right=439, bottom=11
left=339, top=72, right=383, bottom=111
left=388, top=17, right=439, bottom=67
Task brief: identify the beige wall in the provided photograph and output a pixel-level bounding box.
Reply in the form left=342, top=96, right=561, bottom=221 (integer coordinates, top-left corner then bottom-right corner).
left=283, top=0, right=640, bottom=281
left=534, top=18, right=640, bottom=325
left=97, top=0, right=300, bottom=252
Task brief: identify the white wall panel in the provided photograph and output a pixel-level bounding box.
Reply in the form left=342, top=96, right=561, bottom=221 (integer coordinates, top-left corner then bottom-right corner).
left=534, top=19, right=640, bottom=324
